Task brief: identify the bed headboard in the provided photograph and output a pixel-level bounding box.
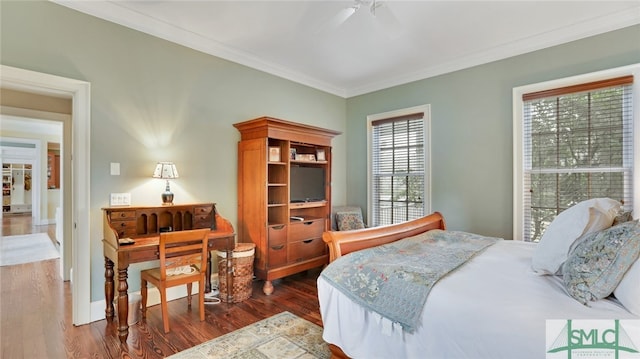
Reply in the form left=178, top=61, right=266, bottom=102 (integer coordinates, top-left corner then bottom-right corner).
left=322, top=212, right=446, bottom=262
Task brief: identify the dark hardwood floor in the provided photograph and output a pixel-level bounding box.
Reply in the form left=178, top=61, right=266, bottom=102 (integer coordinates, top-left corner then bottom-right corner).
left=1, top=215, right=324, bottom=358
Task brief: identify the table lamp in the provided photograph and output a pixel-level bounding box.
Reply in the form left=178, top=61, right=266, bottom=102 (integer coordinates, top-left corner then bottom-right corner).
left=152, top=162, right=179, bottom=205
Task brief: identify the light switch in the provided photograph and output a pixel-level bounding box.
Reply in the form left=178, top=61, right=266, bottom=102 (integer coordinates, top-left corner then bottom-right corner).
left=110, top=162, right=120, bottom=176
left=110, top=193, right=131, bottom=206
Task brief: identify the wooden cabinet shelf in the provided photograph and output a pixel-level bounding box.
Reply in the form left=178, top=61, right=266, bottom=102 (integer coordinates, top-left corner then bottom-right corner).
left=234, top=116, right=340, bottom=295
left=2, top=163, right=32, bottom=214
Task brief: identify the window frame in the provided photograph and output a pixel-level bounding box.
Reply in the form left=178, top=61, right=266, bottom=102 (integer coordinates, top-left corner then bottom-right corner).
left=513, top=64, right=640, bottom=241
left=367, top=104, right=432, bottom=227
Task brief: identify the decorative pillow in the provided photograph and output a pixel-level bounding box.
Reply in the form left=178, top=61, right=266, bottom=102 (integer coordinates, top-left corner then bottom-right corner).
left=612, top=210, right=634, bottom=226
left=336, top=212, right=365, bottom=231
left=563, top=220, right=640, bottom=305
left=532, top=198, right=620, bottom=275
left=613, top=258, right=640, bottom=315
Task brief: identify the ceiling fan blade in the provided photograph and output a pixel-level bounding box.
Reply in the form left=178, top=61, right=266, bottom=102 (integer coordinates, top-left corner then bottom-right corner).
left=327, top=6, right=358, bottom=30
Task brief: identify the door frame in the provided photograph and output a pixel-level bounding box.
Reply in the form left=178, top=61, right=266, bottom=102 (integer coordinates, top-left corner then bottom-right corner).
left=1, top=65, right=91, bottom=325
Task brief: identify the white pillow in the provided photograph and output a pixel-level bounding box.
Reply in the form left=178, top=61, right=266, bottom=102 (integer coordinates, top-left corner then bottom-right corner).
left=531, top=198, right=620, bottom=275
left=614, top=259, right=640, bottom=315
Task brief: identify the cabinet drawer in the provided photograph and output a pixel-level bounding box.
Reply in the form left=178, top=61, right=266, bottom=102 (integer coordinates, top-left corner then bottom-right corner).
left=110, top=210, right=136, bottom=220
left=268, top=242, right=288, bottom=267
left=289, top=237, right=325, bottom=262
left=268, top=224, right=287, bottom=246
left=289, top=220, right=323, bottom=242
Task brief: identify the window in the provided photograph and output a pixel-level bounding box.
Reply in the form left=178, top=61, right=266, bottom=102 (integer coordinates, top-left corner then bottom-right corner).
left=368, top=105, right=431, bottom=226
left=513, top=65, right=639, bottom=242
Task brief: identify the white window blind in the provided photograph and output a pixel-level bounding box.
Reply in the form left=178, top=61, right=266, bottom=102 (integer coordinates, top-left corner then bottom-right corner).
left=371, top=113, right=426, bottom=226
left=522, top=76, right=634, bottom=242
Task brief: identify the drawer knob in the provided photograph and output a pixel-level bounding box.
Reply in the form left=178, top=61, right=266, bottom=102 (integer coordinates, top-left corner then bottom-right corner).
left=272, top=225, right=285, bottom=230
left=302, top=239, right=313, bottom=244
left=270, top=244, right=285, bottom=250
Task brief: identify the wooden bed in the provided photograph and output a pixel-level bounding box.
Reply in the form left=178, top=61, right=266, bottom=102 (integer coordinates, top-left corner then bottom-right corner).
left=321, top=212, right=446, bottom=359
left=318, top=211, right=639, bottom=359
left=323, top=211, right=446, bottom=262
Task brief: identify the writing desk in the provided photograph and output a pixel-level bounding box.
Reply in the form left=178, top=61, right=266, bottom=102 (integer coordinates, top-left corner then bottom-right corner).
left=102, top=203, right=235, bottom=343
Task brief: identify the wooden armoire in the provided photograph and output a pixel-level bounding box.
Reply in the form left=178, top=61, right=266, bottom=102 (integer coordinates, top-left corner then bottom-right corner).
left=234, top=117, right=340, bottom=294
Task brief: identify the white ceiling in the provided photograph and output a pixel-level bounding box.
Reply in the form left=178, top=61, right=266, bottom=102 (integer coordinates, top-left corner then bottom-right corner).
left=55, top=1, right=640, bottom=98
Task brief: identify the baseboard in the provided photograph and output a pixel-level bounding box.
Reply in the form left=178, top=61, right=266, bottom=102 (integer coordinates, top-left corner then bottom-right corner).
left=90, top=283, right=203, bottom=323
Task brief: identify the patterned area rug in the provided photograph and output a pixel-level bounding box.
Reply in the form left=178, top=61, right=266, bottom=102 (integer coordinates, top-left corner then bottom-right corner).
left=166, top=311, right=330, bottom=359
left=0, top=233, right=59, bottom=266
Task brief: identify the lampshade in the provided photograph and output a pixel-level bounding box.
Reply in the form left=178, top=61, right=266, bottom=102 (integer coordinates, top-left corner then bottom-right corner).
left=152, top=162, right=179, bottom=205
left=152, top=162, right=179, bottom=179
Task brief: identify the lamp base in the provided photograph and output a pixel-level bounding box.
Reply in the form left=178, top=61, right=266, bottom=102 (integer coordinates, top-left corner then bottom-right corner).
left=161, top=191, right=174, bottom=205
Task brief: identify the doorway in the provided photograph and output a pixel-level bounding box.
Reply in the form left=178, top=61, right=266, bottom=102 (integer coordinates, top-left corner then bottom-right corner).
left=1, top=65, right=91, bottom=325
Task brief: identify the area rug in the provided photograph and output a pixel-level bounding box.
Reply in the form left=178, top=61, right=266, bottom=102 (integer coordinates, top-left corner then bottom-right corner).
left=0, top=233, right=59, bottom=266
left=166, top=311, right=330, bottom=359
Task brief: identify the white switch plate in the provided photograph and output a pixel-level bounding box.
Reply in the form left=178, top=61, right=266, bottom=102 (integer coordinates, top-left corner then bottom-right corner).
left=110, top=193, right=131, bottom=206
left=110, top=162, right=120, bottom=176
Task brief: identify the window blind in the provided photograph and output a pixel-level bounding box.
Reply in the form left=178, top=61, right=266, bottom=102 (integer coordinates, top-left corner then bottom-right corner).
left=522, top=76, right=633, bottom=242
left=371, top=112, right=425, bottom=226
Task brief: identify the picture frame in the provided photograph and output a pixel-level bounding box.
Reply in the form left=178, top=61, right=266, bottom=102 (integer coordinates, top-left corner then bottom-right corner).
left=290, top=148, right=297, bottom=160
left=316, top=149, right=326, bottom=161
left=269, top=147, right=281, bottom=162
left=295, top=153, right=316, bottom=162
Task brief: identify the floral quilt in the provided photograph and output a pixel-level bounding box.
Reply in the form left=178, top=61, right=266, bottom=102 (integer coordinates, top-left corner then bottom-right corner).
left=320, top=229, right=500, bottom=333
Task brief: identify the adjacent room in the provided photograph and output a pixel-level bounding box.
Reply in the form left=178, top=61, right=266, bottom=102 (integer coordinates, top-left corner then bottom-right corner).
left=1, top=1, right=639, bottom=358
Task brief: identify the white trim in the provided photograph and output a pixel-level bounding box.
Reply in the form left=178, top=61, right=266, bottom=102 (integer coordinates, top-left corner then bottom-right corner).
left=366, top=105, right=432, bottom=226
left=512, top=63, right=640, bottom=241
left=51, top=1, right=640, bottom=98
left=1, top=65, right=92, bottom=325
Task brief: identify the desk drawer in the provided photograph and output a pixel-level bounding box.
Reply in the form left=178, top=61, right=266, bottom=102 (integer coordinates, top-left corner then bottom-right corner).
left=193, top=205, right=214, bottom=228
left=110, top=210, right=136, bottom=220
left=289, top=219, right=323, bottom=242
left=194, top=205, right=213, bottom=215
left=111, top=220, right=136, bottom=238
left=128, top=247, right=159, bottom=263
left=289, top=237, right=325, bottom=262
left=194, top=215, right=213, bottom=228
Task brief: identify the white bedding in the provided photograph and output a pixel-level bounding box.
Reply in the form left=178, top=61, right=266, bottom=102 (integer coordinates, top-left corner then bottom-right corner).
left=318, top=240, right=639, bottom=359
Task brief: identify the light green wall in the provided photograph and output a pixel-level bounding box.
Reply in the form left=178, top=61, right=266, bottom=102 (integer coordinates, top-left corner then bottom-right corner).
left=2, top=1, right=639, bottom=304
left=0, top=1, right=346, bottom=301
left=346, top=24, right=640, bottom=239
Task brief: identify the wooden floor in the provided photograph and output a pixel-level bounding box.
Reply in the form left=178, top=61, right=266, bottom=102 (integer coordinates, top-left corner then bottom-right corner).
left=1, top=215, right=324, bottom=358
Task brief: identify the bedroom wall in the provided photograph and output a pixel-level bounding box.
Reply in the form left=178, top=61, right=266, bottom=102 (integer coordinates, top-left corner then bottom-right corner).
left=345, top=24, right=640, bottom=239
left=0, top=1, right=347, bottom=302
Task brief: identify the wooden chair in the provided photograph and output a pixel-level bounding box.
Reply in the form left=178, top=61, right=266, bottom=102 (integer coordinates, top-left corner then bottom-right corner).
left=140, top=228, right=210, bottom=333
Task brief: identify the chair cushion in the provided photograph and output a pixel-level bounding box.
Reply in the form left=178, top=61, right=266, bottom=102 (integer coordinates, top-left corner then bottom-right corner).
left=336, top=211, right=365, bottom=231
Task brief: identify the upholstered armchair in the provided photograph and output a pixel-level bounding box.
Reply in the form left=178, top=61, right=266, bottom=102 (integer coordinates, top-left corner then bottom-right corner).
left=331, top=206, right=366, bottom=231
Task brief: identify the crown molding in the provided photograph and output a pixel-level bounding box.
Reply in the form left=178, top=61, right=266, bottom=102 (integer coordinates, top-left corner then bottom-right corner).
left=53, top=1, right=640, bottom=99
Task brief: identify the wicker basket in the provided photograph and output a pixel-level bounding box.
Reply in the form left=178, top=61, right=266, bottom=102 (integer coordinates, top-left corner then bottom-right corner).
left=217, top=243, right=255, bottom=303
